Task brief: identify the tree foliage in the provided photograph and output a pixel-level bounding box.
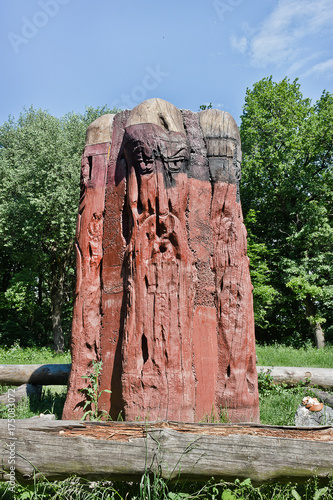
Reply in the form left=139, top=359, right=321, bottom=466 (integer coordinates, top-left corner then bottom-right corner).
left=240, top=77, right=333, bottom=347
left=0, top=105, right=118, bottom=350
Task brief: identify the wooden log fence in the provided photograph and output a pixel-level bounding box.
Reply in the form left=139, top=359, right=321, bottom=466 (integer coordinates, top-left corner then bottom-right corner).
left=1, top=420, right=333, bottom=484
left=0, top=364, right=71, bottom=386
left=1, top=366, right=333, bottom=484
left=1, top=364, right=333, bottom=388
left=258, top=366, right=333, bottom=389
left=0, top=384, right=42, bottom=406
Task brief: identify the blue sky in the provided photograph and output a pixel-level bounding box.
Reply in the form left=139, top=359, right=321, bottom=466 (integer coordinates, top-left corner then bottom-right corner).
left=1, top=0, right=333, bottom=126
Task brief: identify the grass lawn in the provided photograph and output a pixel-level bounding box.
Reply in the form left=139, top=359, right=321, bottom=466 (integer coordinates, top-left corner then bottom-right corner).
left=2, top=342, right=333, bottom=367
left=0, top=344, right=71, bottom=365
left=256, top=343, right=333, bottom=368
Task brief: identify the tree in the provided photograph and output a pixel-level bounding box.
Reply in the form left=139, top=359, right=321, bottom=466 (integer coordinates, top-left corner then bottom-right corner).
left=240, top=77, right=333, bottom=348
left=0, top=105, right=119, bottom=351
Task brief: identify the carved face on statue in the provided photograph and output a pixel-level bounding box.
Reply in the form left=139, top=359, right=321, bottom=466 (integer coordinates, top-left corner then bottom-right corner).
left=123, top=123, right=190, bottom=187
left=122, top=122, right=192, bottom=261
left=121, top=118, right=197, bottom=420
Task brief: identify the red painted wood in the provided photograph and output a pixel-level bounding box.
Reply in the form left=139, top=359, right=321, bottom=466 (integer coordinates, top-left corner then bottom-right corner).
left=63, top=100, right=259, bottom=423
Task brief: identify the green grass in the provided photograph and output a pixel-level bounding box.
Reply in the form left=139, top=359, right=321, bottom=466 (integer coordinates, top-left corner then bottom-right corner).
left=3, top=343, right=333, bottom=369
left=0, top=343, right=71, bottom=365
left=0, top=386, right=67, bottom=420
left=257, top=369, right=321, bottom=425
left=256, top=343, right=333, bottom=368
left=259, top=389, right=305, bottom=426
left=0, top=474, right=332, bottom=500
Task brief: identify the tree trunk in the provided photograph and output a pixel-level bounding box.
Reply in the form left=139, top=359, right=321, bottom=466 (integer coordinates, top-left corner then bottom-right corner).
left=312, top=321, right=325, bottom=349
left=50, top=276, right=65, bottom=353
left=50, top=242, right=73, bottom=353
left=304, top=295, right=325, bottom=348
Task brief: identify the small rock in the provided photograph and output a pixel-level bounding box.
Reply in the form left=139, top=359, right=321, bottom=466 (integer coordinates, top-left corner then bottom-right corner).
left=295, top=404, right=333, bottom=426
left=29, top=414, right=55, bottom=420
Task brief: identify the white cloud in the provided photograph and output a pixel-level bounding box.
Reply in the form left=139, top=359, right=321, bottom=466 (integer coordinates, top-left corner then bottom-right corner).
left=302, top=58, right=333, bottom=78
left=233, top=0, right=333, bottom=68
left=287, top=52, right=324, bottom=74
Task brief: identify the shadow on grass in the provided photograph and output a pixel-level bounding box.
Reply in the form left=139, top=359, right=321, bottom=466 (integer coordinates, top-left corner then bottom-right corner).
left=28, top=387, right=67, bottom=420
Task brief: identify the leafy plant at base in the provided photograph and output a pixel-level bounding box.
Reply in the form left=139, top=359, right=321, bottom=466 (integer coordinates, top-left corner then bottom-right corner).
left=79, top=360, right=111, bottom=421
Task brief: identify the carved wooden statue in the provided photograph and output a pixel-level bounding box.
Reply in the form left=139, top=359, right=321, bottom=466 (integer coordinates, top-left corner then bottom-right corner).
left=62, top=98, right=259, bottom=423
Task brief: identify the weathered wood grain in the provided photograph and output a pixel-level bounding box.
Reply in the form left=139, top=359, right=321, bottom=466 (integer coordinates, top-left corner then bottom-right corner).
left=64, top=100, right=260, bottom=423
left=1, top=420, right=332, bottom=484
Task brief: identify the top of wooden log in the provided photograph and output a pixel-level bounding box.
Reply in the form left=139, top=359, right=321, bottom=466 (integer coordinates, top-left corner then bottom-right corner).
left=2, top=364, right=333, bottom=389
left=4, top=419, right=333, bottom=439
left=85, top=114, right=115, bottom=146
left=199, top=109, right=241, bottom=158
left=126, top=98, right=186, bottom=134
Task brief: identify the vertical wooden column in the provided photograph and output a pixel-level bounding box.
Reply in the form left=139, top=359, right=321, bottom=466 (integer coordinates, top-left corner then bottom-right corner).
left=62, top=115, right=114, bottom=420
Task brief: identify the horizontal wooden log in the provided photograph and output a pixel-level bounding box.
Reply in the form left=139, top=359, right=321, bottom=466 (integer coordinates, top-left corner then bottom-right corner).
left=309, top=389, right=333, bottom=407
left=0, top=364, right=71, bottom=386
left=258, top=366, right=333, bottom=389
left=1, top=364, right=333, bottom=389
left=1, top=420, right=333, bottom=484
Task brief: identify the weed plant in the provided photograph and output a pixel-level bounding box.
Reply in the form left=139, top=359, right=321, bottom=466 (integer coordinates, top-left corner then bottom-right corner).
left=79, top=360, right=111, bottom=421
